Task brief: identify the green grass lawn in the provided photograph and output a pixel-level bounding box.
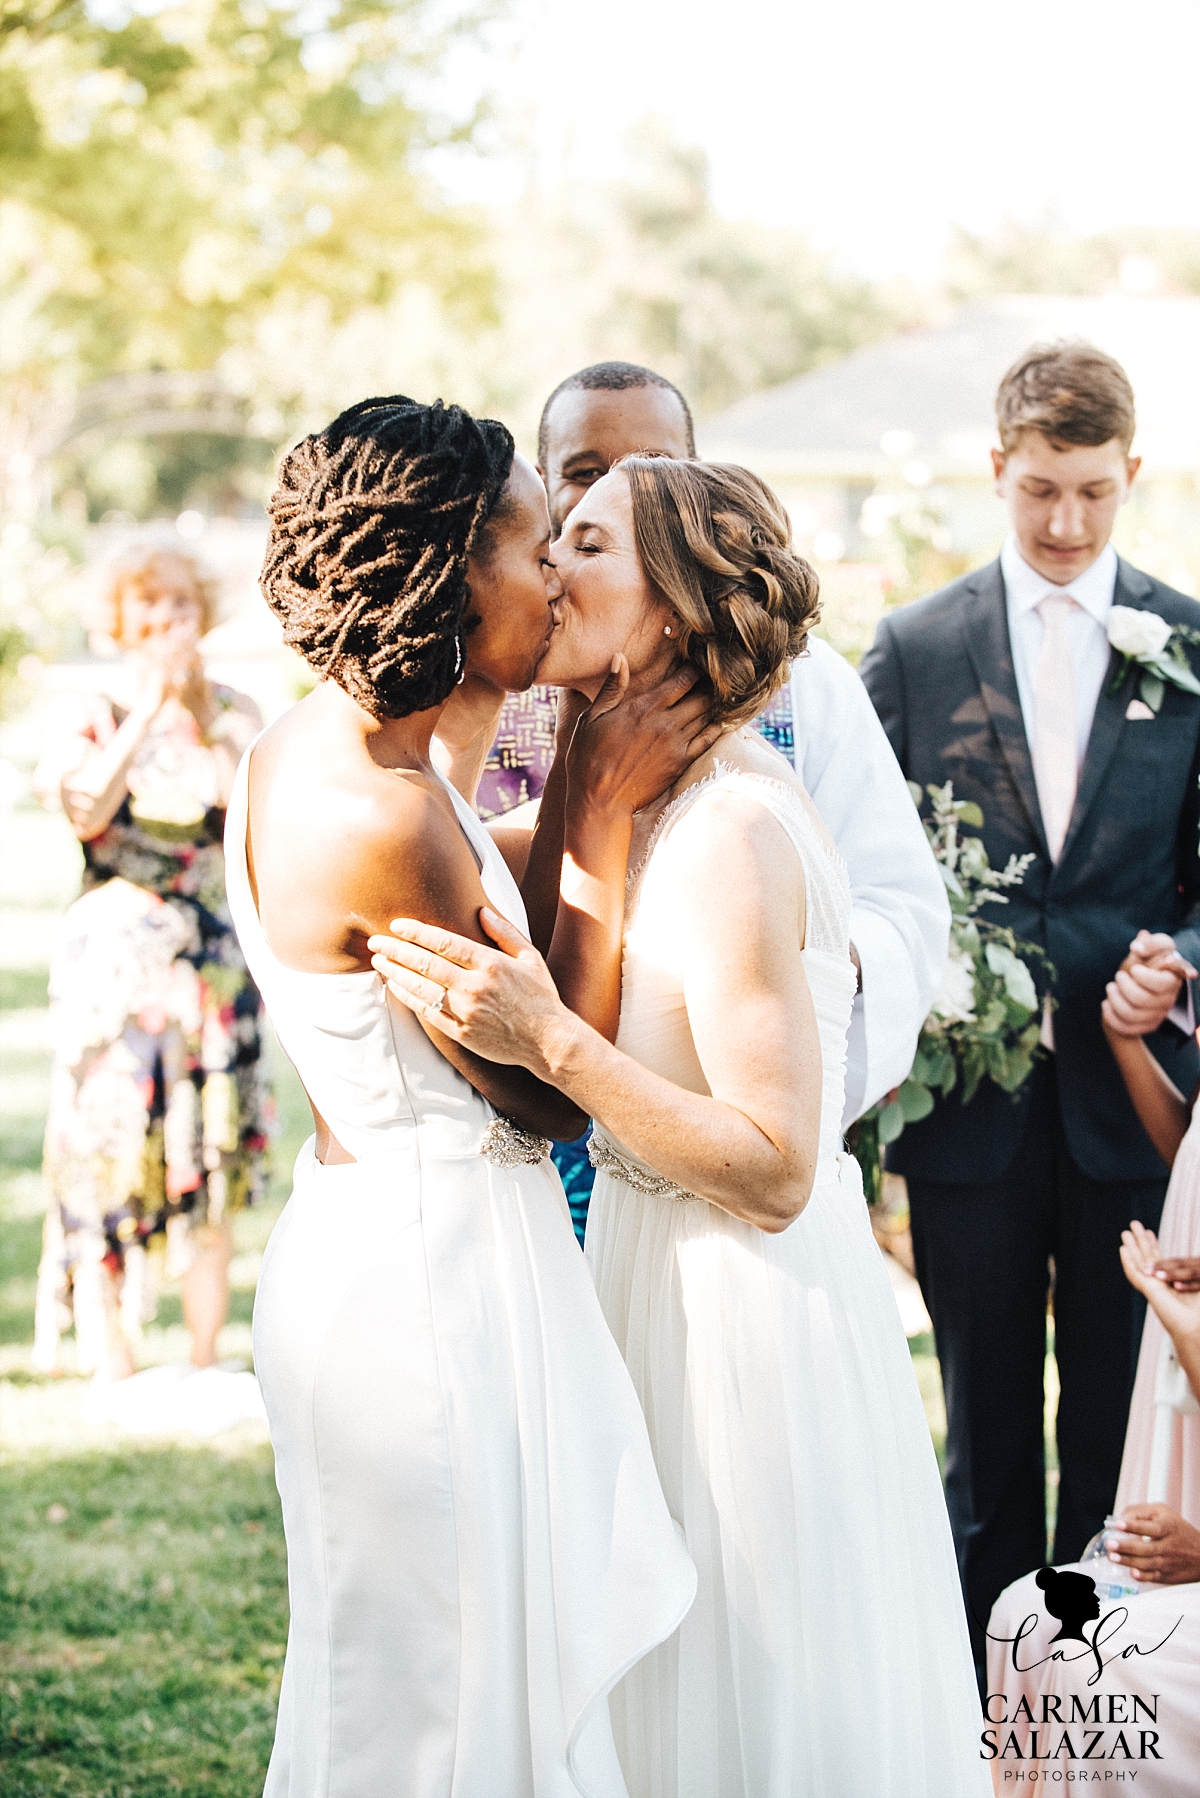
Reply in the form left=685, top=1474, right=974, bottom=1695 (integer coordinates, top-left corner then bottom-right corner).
left=1, top=806, right=309, bottom=1794
left=1, top=1443, right=288, bottom=1795
left=1, top=983, right=307, bottom=1794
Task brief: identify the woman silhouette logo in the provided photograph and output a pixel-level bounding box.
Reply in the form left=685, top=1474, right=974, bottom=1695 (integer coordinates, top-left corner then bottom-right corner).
left=1035, top=1566, right=1101, bottom=1644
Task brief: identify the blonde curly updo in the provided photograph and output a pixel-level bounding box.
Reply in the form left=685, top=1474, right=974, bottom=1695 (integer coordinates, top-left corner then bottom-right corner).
left=621, top=457, right=820, bottom=728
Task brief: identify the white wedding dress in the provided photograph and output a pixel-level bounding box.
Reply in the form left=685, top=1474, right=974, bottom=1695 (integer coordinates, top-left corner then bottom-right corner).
left=224, top=749, right=696, bottom=1798
left=586, top=767, right=989, bottom=1798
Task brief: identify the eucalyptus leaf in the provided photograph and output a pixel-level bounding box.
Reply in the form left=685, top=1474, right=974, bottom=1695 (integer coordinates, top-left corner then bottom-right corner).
left=878, top=1101, right=907, bottom=1145
left=1163, top=659, right=1200, bottom=697
left=898, top=1079, right=935, bottom=1123
left=1139, top=671, right=1165, bottom=712
left=961, top=1059, right=985, bottom=1105
left=905, top=782, right=1054, bottom=1122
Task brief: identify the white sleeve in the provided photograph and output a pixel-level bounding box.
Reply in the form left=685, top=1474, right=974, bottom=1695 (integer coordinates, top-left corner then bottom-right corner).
left=790, top=638, right=950, bottom=1126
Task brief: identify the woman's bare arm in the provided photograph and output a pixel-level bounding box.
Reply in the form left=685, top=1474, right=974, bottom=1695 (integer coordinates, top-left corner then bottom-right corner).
left=518, top=730, right=573, bottom=956
left=1101, top=934, right=1197, bottom=1166
left=372, top=792, right=823, bottom=1230
left=58, top=685, right=165, bottom=838
left=1102, top=1019, right=1192, bottom=1168
left=248, top=748, right=586, bottom=1143
left=341, top=804, right=589, bottom=1143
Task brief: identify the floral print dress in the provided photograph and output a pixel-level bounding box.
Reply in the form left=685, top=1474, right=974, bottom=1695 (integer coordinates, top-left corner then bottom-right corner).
left=32, top=689, right=269, bottom=1372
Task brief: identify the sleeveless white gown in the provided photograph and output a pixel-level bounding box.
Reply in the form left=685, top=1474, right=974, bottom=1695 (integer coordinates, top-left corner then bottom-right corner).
left=224, top=749, right=696, bottom=1798
left=585, top=768, right=989, bottom=1798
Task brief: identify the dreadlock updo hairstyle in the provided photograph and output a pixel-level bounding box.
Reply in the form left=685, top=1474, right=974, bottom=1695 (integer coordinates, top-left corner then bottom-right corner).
left=261, top=396, right=516, bottom=719
left=621, top=458, right=820, bottom=728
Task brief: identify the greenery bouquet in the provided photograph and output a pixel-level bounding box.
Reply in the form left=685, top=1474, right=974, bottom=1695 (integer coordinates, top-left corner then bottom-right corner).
left=848, top=782, right=1055, bottom=1203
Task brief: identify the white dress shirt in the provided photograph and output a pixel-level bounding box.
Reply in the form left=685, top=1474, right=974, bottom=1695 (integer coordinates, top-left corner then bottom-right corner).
left=790, top=637, right=951, bottom=1126
left=1001, top=536, right=1118, bottom=766
left=1001, top=536, right=1194, bottom=1040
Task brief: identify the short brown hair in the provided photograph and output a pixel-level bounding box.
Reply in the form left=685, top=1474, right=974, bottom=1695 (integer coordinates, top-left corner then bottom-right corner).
left=622, top=457, right=820, bottom=728
left=94, top=539, right=220, bottom=648
left=995, top=341, right=1136, bottom=453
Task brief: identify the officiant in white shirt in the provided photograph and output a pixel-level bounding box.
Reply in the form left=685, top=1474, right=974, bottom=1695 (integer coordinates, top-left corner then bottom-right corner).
left=433, top=358, right=950, bottom=1236
left=786, top=633, right=948, bottom=1123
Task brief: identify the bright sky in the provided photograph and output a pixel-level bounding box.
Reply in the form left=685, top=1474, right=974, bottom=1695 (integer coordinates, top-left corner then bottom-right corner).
left=442, top=0, right=1200, bottom=278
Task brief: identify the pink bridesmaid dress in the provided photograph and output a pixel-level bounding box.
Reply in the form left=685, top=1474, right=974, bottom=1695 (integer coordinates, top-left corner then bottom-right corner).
left=985, top=1109, right=1200, bottom=1797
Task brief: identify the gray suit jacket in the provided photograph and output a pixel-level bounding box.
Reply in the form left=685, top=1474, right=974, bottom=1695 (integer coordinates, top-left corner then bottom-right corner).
left=859, top=557, right=1200, bottom=1185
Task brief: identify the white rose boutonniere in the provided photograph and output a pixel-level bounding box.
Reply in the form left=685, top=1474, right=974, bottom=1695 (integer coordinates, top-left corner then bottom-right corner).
left=1107, top=605, right=1200, bottom=712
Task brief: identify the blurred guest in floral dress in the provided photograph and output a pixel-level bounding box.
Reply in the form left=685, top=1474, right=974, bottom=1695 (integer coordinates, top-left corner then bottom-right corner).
left=31, top=537, right=268, bottom=1386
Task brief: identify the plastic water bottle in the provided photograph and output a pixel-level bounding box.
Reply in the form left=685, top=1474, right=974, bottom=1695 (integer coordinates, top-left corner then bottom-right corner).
left=1078, top=1515, right=1142, bottom=1602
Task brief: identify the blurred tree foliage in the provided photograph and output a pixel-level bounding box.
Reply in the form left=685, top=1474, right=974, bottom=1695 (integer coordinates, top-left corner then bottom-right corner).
left=0, top=0, right=498, bottom=522
left=362, top=121, right=906, bottom=450
left=185, top=118, right=908, bottom=462
left=945, top=211, right=1200, bottom=300
left=0, top=0, right=495, bottom=383
left=597, top=124, right=898, bottom=417
left=57, top=428, right=278, bottom=520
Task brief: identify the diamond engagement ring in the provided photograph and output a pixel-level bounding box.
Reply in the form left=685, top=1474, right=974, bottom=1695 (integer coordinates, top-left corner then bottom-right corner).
left=429, top=989, right=448, bottom=1014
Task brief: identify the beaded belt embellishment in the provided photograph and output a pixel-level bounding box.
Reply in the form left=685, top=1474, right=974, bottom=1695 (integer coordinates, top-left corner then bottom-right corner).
left=588, top=1131, right=702, bottom=1204
left=480, top=1116, right=550, bottom=1167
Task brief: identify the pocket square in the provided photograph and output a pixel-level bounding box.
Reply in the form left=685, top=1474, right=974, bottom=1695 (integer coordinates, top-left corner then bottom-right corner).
left=1125, top=698, right=1156, bottom=721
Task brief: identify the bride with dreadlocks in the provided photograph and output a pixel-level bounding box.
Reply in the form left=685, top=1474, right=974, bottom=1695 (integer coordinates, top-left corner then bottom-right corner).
left=226, top=397, right=708, bottom=1797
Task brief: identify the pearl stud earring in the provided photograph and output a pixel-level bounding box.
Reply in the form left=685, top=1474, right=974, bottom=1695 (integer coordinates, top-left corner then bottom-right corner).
left=663, top=624, right=673, bottom=636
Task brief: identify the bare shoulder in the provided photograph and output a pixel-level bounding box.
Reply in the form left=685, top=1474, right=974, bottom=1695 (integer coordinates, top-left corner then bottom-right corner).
left=248, top=705, right=483, bottom=966
left=656, top=778, right=806, bottom=931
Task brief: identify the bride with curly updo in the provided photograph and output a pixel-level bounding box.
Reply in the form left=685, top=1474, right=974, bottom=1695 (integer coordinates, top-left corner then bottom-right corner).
left=225, top=397, right=715, bottom=1797
left=372, top=455, right=989, bottom=1795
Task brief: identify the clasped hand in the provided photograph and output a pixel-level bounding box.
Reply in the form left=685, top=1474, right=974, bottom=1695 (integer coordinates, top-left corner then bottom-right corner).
left=1101, top=929, right=1196, bottom=1038
left=1120, top=1219, right=1200, bottom=1339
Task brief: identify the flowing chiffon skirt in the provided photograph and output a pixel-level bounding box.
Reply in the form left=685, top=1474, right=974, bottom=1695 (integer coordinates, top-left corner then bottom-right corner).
left=588, top=1150, right=990, bottom=1798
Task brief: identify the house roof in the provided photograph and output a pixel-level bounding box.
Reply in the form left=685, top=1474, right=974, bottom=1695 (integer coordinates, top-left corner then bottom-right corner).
left=697, top=294, right=1200, bottom=481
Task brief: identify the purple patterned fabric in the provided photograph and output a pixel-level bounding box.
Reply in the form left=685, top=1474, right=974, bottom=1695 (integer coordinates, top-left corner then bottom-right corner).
left=477, top=682, right=795, bottom=820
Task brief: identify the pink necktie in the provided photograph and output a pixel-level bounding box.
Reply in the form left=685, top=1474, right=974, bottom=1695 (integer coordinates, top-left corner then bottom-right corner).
left=1032, top=592, right=1079, bottom=1051
left=1032, top=592, right=1080, bottom=863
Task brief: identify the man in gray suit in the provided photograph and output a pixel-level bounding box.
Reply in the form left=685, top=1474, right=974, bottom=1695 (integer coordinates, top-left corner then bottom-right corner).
left=860, top=343, right=1200, bottom=1681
